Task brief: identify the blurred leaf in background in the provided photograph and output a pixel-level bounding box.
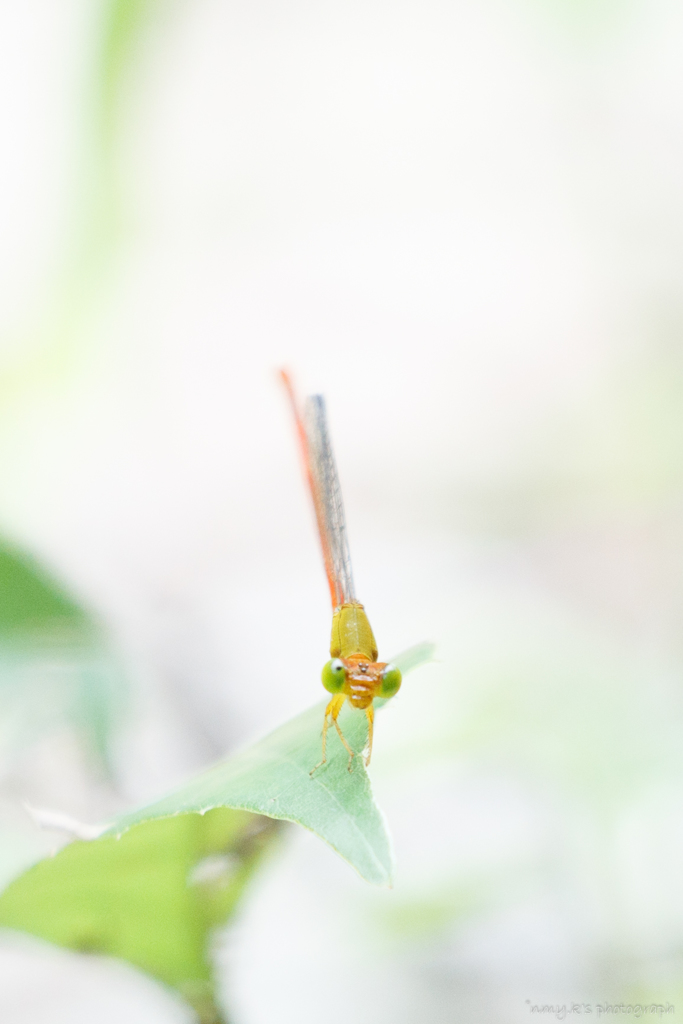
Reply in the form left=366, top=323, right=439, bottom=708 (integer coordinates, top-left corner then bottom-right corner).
left=0, top=808, right=282, bottom=1024
left=0, top=539, right=123, bottom=775
left=0, top=0, right=172, bottom=408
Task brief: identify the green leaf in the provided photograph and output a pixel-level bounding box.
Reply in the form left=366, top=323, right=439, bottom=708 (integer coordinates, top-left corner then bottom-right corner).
left=0, top=808, right=280, bottom=1024
left=102, top=644, right=434, bottom=887
left=0, top=644, right=433, bottom=1019
left=107, top=700, right=392, bottom=884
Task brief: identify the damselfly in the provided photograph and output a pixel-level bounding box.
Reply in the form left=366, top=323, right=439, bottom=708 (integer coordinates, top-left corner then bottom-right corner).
left=281, top=371, right=432, bottom=773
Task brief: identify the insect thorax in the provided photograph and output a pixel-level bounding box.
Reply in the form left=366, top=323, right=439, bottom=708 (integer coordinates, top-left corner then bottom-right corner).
left=330, top=602, right=378, bottom=661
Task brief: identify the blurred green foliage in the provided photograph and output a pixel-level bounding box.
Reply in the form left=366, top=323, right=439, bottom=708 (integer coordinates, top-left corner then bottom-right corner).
left=99, top=0, right=165, bottom=139
left=0, top=809, right=281, bottom=1024
left=0, top=539, right=122, bottom=770
left=0, top=0, right=176, bottom=407
left=0, top=543, right=90, bottom=638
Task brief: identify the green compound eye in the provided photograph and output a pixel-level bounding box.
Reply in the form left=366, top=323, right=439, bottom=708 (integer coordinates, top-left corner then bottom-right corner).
left=379, top=664, right=402, bottom=698
left=321, top=658, right=346, bottom=694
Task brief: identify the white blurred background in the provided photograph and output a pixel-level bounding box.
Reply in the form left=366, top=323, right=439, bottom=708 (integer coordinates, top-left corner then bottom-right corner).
left=0, top=0, right=683, bottom=1020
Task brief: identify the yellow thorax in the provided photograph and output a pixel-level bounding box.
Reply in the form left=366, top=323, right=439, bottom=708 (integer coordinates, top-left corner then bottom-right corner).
left=330, top=602, right=378, bottom=661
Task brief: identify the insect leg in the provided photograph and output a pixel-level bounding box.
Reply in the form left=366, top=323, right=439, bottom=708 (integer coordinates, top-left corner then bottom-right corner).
left=364, top=704, right=374, bottom=768
left=310, top=694, right=347, bottom=776
left=328, top=693, right=355, bottom=772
